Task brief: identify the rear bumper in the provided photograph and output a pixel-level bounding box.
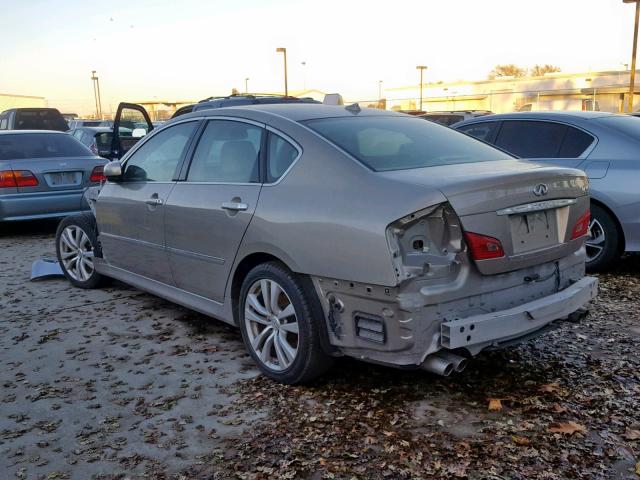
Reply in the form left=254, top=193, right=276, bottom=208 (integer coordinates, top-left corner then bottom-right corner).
left=0, top=190, right=89, bottom=221
left=440, top=276, right=597, bottom=349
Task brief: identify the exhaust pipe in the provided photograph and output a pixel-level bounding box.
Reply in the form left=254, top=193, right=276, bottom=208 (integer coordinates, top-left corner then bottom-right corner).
left=421, top=351, right=468, bottom=376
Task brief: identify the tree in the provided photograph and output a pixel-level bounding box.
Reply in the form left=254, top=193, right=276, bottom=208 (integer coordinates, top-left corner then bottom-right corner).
left=488, top=64, right=527, bottom=79
left=530, top=64, right=561, bottom=76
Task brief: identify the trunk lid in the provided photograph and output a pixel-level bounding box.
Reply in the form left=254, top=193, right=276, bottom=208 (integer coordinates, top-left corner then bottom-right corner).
left=8, top=156, right=107, bottom=193
left=381, top=159, right=590, bottom=274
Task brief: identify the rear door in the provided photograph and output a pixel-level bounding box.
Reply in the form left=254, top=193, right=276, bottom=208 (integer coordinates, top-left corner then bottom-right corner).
left=97, top=120, right=199, bottom=284
left=163, top=118, right=264, bottom=302
left=110, top=103, right=154, bottom=160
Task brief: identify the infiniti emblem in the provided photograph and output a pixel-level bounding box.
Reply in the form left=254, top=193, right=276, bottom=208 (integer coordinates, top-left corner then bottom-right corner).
left=533, top=183, right=549, bottom=196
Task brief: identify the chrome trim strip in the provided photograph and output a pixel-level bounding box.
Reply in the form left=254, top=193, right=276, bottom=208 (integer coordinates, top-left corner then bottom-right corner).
left=100, top=232, right=165, bottom=251
left=166, top=246, right=225, bottom=265
left=496, top=198, right=577, bottom=216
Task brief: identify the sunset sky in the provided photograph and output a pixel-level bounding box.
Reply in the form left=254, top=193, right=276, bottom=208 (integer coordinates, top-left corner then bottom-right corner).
left=0, top=0, right=635, bottom=115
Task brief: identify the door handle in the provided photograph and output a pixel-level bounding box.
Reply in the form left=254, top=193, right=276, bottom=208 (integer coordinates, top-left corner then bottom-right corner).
left=145, top=198, right=163, bottom=206
left=221, top=202, right=248, bottom=211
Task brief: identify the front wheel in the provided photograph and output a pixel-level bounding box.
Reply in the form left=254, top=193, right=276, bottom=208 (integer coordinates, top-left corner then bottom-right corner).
left=585, top=204, right=622, bottom=273
left=56, top=214, right=108, bottom=289
left=238, top=262, right=332, bottom=384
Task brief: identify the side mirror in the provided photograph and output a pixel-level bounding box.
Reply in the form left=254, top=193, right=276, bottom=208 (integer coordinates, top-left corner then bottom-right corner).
left=132, top=128, right=147, bottom=138
left=104, top=161, right=123, bottom=180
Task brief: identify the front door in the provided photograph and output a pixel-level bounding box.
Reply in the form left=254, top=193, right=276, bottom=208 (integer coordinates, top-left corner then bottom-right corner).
left=110, top=103, right=154, bottom=160
left=164, top=119, right=264, bottom=302
left=97, top=120, right=200, bottom=284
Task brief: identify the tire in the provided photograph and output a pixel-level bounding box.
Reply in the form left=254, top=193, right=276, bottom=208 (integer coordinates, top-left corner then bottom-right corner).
left=55, top=213, right=108, bottom=289
left=586, top=204, right=622, bottom=273
left=238, top=261, right=333, bottom=384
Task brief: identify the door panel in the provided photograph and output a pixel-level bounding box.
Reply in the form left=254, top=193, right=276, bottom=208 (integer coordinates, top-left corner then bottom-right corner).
left=164, top=184, right=261, bottom=301
left=97, top=181, right=176, bottom=283
left=111, top=103, right=154, bottom=160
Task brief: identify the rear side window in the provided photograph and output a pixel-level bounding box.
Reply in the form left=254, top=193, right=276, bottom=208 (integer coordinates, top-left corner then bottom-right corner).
left=0, top=133, right=92, bottom=160
left=457, top=122, right=499, bottom=142
left=14, top=109, right=68, bottom=131
left=304, top=116, right=511, bottom=172
left=267, top=133, right=298, bottom=182
left=495, top=121, right=566, bottom=158
left=558, top=127, right=594, bottom=157
left=187, top=120, right=262, bottom=183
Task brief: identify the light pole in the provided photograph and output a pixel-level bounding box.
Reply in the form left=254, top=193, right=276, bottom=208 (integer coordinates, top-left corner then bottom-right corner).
left=301, top=61, right=307, bottom=90
left=245, top=77, right=249, bottom=94
left=378, top=80, right=383, bottom=100
left=416, top=65, right=428, bottom=111
left=276, top=47, right=288, bottom=96
left=624, top=0, right=640, bottom=112
left=90, top=71, right=103, bottom=119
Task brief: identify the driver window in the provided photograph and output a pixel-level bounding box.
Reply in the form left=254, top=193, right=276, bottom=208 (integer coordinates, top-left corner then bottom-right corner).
left=122, top=122, right=197, bottom=182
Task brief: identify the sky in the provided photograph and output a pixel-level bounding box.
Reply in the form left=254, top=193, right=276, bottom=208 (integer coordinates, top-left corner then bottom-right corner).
left=0, top=0, right=635, bottom=115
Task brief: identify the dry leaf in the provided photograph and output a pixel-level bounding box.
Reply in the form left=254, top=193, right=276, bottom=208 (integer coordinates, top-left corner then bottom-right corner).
left=540, top=382, right=560, bottom=393
left=512, top=435, right=531, bottom=446
left=635, top=462, right=640, bottom=476
left=548, top=421, right=587, bottom=435
left=488, top=398, right=502, bottom=411
left=553, top=403, right=567, bottom=413
left=623, top=428, right=640, bottom=440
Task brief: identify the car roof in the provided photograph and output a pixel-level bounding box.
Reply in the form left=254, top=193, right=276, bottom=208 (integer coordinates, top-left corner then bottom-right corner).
left=176, top=103, right=406, bottom=123
left=451, top=110, right=622, bottom=129
left=0, top=130, right=66, bottom=135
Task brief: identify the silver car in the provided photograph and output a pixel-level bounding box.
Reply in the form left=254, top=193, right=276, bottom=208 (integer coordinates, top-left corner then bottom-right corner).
left=453, top=111, right=640, bottom=271
left=0, top=131, right=107, bottom=222
left=55, top=104, right=597, bottom=384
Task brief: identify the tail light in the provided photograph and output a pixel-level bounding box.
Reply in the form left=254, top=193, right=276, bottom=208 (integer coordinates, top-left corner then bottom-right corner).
left=90, top=165, right=106, bottom=183
left=0, top=170, right=38, bottom=188
left=571, top=210, right=590, bottom=240
left=464, top=232, right=505, bottom=260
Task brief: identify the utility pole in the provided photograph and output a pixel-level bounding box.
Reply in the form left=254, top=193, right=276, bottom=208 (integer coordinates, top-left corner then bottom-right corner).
left=245, top=77, right=249, bottom=94
left=624, top=0, right=640, bottom=112
left=378, top=80, right=383, bottom=100
left=416, top=65, right=428, bottom=111
left=90, top=71, right=103, bottom=119
left=301, top=61, right=307, bottom=90
left=276, top=47, right=288, bottom=96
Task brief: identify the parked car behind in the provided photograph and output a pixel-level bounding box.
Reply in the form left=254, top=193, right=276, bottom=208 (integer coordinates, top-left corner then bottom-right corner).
left=171, top=94, right=321, bottom=119
left=69, top=126, right=133, bottom=157
left=0, top=131, right=106, bottom=221
left=453, top=111, right=640, bottom=271
left=421, top=110, right=493, bottom=126
left=55, top=104, right=596, bottom=384
left=0, top=108, right=69, bottom=131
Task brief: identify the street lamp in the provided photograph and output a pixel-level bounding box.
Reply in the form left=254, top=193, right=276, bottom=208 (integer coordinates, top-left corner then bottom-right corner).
left=90, top=71, right=103, bottom=119
left=378, top=80, right=383, bottom=100
left=276, top=47, right=288, bottom=96
left=416, top=65, right=428, bottom=111
left=245, top=77, right=249, bottom=94
left=301, top=61, right=307, bottom=90
left=624, top=0, right=640, bottom=112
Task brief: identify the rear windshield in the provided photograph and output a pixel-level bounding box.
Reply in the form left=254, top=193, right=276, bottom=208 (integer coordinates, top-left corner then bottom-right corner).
left=14, top=109, right=69, bottom=131
left=0, top=133, right=93, bottom=160
left=303, top=116, right=512, bottom=171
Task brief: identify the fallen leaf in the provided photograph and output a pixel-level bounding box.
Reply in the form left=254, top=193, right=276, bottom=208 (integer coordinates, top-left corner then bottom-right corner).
left=636, top=462, right=640, bottom=476
left=512, top=435, right=531, bottom=446
left=548, top=421, right=586, bottom=435
left=488, top=398, right=502, bottom=411
left=540, top=382, right=560, bottom=393
left=623, top=428, right=640, bottom=440
left=553, top=403, right=567, bottom=413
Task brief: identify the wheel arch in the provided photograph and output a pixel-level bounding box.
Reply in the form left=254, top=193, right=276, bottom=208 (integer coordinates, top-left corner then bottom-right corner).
left=590, top=197, right=626, bottom=252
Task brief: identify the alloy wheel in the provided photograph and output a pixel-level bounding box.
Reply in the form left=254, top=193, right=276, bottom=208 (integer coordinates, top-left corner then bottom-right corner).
left=586, top=217, right=606, bottom=263
left=59, top=225, right=95, bottom=282
left=244, top=279, right=299, bottom=371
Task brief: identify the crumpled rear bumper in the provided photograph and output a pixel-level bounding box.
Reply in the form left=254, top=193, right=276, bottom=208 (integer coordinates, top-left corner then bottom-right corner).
left=440, top=276, right=598, bottom=350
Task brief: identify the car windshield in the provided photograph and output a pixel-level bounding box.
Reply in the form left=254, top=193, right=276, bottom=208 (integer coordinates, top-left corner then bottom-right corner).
left=303, top=116, right=512, bottom=172
left=0, top=133, right=93, bottom=160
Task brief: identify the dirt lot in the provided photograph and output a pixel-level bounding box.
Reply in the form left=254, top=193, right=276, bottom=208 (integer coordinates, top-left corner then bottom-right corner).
left=1, top=221, right=639, bottom=480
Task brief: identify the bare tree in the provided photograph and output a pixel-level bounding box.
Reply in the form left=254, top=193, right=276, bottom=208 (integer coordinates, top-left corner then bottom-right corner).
left=488, top=64, right=527, bottom=79
left=530, top=64, right=562, bottom=77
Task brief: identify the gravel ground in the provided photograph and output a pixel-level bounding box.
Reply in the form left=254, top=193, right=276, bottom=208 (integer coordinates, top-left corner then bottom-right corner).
left=0, top=220, right=639, bottom=479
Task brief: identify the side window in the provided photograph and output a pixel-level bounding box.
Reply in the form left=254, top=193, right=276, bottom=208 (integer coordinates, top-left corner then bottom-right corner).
left=495, top=121, right=566, bottom=158
left=0, top=114, right=7, bottom=130
left=187, top=120, right=262, bottom=183
left=558, top=126, right=594, bottom=158
left=267, top=133, right=299, bottom=182
left=123, top=122, right=196, bottom=182
left=458, top=122, right=499, bottom=142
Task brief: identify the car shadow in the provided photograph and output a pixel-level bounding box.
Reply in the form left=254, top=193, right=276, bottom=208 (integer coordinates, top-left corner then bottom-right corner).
left=0, top=219, right=60, bottom=238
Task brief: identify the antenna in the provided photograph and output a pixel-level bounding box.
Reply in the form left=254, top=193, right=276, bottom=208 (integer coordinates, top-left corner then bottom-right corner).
left=345, top=103, right=361, bottom=114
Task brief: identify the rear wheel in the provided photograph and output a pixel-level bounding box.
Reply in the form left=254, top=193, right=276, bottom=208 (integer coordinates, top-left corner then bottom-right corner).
left=238, top=262, right=332, bottom=384
left=585, top=204, right=622, bottom=273
left=56, top=214, right=107, bottom=289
